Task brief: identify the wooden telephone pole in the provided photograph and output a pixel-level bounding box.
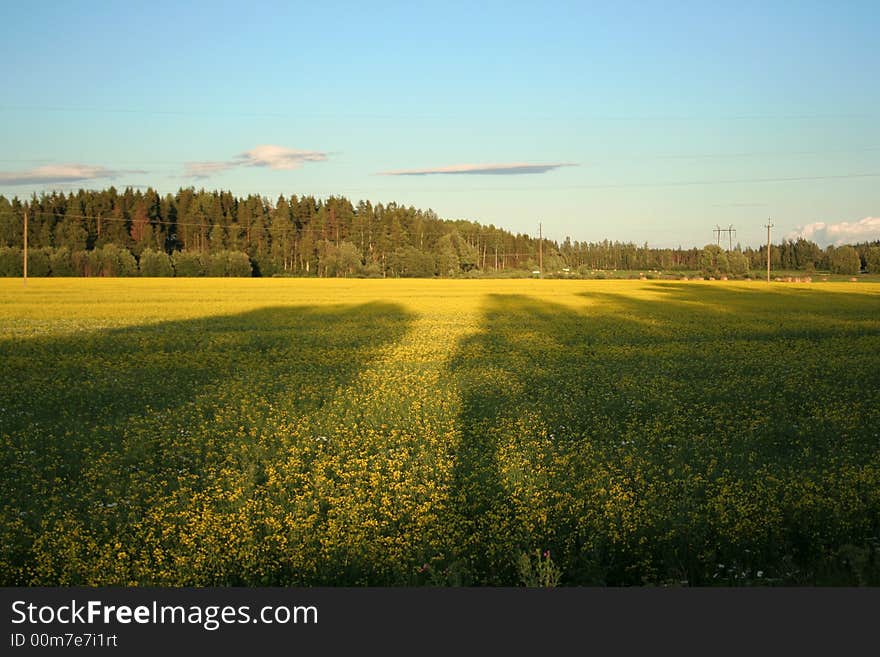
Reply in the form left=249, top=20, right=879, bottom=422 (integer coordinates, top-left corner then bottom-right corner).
left=23, top=208, right=28, bottom=286
left=765, top=219, right=773, bottom=283
left=538, top=221, right=543, bottom=278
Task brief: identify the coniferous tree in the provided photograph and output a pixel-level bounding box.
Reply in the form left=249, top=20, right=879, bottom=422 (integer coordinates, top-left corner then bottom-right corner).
left=0, top=188, right=866, bottom=278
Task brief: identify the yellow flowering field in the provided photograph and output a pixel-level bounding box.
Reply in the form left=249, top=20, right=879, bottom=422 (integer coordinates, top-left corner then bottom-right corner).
left=1, top=278, right=879, bottom=585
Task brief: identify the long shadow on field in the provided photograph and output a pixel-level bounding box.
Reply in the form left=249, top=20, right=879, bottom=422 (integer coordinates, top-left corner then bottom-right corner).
left=581, top=282, right=880, bottom=344
left=442, top=286, right=880, bottom=585
left=0, top=302, right=413, bottom=585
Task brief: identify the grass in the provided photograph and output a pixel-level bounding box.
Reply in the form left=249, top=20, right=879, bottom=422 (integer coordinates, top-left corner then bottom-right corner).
left=1, top=278, right=879, bottom=585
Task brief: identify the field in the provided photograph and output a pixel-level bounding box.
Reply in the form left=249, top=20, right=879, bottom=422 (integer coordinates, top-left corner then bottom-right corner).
left=2, top=278, right=879, bottom=586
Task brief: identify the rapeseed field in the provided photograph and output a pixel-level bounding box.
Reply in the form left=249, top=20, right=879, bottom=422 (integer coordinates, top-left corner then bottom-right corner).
left=1, top=278, right=879, bottom=585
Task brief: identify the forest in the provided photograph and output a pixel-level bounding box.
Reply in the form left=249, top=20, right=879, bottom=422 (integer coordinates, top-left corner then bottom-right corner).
left=0, top=187, right=878, bottom=277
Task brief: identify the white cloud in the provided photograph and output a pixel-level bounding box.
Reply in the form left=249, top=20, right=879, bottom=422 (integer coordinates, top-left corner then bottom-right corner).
left=379, top=162, right=577, bottom=176
left=237, top=145, right=328, bottom=170
left=182, top=145, right=328, bottom=178
left=0, top=164, right=124, bottom=185
left=183, top=161, right=237, bottom=179
left=788, top=217, right=880, bottom=246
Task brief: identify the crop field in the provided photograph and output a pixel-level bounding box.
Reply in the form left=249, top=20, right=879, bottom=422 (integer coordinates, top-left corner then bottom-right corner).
left=1, top=278, right=879, bottom=586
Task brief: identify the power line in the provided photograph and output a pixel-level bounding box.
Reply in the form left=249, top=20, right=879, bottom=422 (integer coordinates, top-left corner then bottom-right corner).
left=14, top=211, right=741, bottom=243
left=9, top=205, right=780, bottom=254
left=0, top=207, right=749, bottom=237
left=16, top=211, right=688, bottom=252
left=1, top=104, right=877, bottom=122
left=191, top=171, right=880, bottom=192
left=4, top=146, right=880, bottom=166
left=3, top=173, right=880, bottom=197
left=26, top=211, right=547, bottom=244
left=25, top=210, right=416, bottom=234
left=635, top=146, right=880, bottom=160
left=430, top=172, right=880, bottom=192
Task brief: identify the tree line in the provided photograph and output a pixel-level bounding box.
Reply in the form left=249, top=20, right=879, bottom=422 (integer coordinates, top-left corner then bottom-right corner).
left=0, top=187, right=877, bottom=277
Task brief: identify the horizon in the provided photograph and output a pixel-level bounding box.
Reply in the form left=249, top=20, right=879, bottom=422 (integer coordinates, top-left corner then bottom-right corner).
left=1, top=1, right=878, bottom=249
left=3, top=184, right=878, bottom=253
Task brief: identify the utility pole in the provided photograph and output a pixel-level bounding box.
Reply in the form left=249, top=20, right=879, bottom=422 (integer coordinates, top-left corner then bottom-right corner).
left=714, top=224, right=736, bottom=250
left=23, top=207, right=28, bottom=287
left=538, top=221, right=543, bottom=278
left=765, top=219, right=773, bottom=283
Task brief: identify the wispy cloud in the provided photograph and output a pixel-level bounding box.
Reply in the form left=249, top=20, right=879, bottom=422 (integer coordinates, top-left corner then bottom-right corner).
left=238, top=145, right=328, bottom=169
left=184, top=144, right=329, bottom=179
left=710, top=202, right=768, bottom=208
left=788, top=217, right=880, bottom=246
left=183, top=161, right=238, bottom=179
left=379, top=162, right=577, bottom=176
left=0, top=163, right=137, bottom=186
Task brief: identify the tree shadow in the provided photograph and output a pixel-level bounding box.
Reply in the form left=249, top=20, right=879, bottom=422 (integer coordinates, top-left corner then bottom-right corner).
left=0, top=302, right=414, bottom=585
left=442, top=286, right=880, bottom=585
left=582, top=282, right=880, bottom=342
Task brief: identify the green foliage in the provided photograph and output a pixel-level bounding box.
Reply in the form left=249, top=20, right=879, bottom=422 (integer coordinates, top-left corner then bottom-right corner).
left=203, top=250, right=253, bottom=277
left=391, top=245, right=434, bottom=278
left=517, top=550, right=562, bottom=587
left=437, top=231, right=478, bottom=274
left=98, top=244, right=137, bottom=277
left=251, top=254, right=277, bottom=278
left=361, top=260, right=384, bottom=278
left=727, top=250, right=750, bottom=276
left=206, top=252, right=228, bottom=276
left=138, top=249, right=174, bottom=277
left=171, top=251, right=206, bottom=277
left=55, top=216, right=88, bottom=252
left=335, top=241, right=364, bottom=277
left=437, top=237, right=460, bottom=277
left=72, top=250, right=102, bottom=277
left=865, top=246, right=880, bottom=274
left=226, top=251, right=253, bottom=277
left=49, top=247, right=75, bottom=277
left=700, top=244, right=730, bottom=276
left=829, top=245, right=861, bottom=275
left=0, top=247, right=22, bottom=276
left=457, top=240, right=478, bottom=272
left=26, top=249, right=51, bottom=277
left=317, top=240, right=363, bottom=277
left=0, top=198, right=21, bottom=246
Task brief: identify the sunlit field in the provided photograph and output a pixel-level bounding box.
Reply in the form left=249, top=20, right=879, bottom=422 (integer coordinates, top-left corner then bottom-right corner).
left=2, top=278, right=879, bottom=586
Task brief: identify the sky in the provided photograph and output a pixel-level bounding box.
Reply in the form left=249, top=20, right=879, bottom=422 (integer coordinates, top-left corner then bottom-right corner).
left=1, top=0, right=878, bottom=248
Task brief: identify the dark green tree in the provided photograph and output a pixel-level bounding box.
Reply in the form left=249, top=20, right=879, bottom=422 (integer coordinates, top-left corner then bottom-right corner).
left=829, top=245, right=861, bottom=275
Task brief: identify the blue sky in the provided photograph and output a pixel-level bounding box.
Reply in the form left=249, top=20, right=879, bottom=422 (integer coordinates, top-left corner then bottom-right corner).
left=1, top=0, right=878, bottom=248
